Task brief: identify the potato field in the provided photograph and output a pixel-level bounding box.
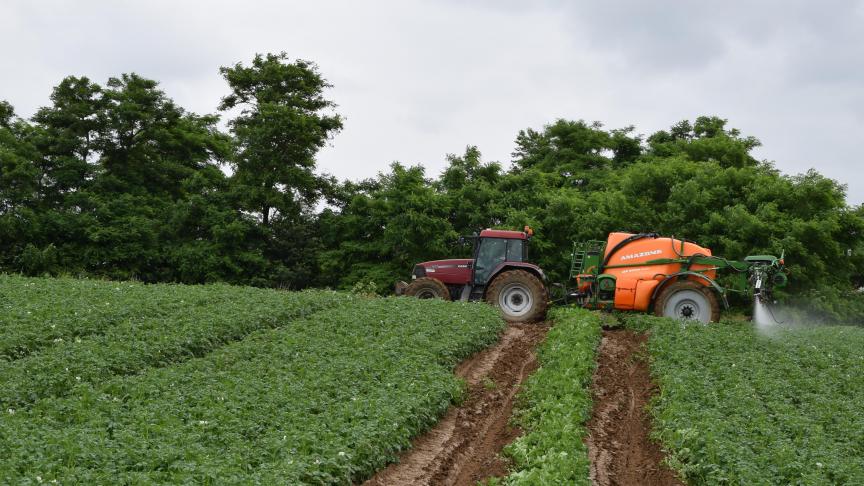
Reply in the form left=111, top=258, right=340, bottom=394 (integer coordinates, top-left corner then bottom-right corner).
left=628, top=314, right=864, bottom=485
left=2, top=275, right=863, bottom=485
left=0, top=276, right=503, bottom=484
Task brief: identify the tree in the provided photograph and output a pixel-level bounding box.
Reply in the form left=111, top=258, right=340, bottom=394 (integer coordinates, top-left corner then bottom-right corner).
left=0, top=102, right=40, bottom=211
left=436, top=146, right=504, bottom=236
left=219, top=53, right=342, bottom=226
left=94, top=74, right=229, bottom=198
left=30, top=76, right=104, bottom=206
left=647, top=116, right=761, bottom=168
left=0, top=102, right=44, bottom=272
left=318, top=163, right=455, bottom=290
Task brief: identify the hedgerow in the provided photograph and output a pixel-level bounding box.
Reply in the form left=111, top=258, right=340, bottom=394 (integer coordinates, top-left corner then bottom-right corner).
left=0, top=296, right=503, bottom=484
left=636, top=316, right=864, bottom=485
left=0, top=278, right=345, bottom=407
left=501, top=307, right=602, bottom=485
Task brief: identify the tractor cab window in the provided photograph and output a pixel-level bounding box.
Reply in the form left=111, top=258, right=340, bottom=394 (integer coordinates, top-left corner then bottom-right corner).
left=474, top=238, right=507, bottom=285
left=506, top=239, right=524, bottom=262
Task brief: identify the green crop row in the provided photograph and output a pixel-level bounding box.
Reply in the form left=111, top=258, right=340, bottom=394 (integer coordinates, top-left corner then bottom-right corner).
left=0, top=297, right=504, bottom=484
left=0, top=276, right=346, bottom=363
left=0, top=284, right=346, bottom=408
left=635, top=316, right=864, bottom=485
left=500, top=307, right=602, bottom=485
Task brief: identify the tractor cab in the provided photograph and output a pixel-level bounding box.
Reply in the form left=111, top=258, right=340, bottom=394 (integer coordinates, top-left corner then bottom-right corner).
left=467, top=229, right=530, bottom=286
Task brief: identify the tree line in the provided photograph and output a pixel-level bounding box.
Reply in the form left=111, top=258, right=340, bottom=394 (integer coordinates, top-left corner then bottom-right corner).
left=1, top=53, right=862, bottom=317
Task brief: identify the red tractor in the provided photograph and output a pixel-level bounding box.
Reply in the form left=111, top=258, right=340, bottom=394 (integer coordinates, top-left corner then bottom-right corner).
left=395, top=227, right=548, bottom=322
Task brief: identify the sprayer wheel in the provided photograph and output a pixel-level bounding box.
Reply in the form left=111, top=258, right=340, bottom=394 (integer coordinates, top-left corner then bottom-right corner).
left=654, top=281, right=720, bottom=323
left=404, top=277, right=451, bottom=300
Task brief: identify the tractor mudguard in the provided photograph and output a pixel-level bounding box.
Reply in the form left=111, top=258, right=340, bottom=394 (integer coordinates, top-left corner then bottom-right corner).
left=486, top=262, right=546, bottom=287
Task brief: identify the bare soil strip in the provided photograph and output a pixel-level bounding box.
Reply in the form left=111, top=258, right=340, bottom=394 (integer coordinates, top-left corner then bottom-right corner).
left=586, top=329, right=684, bottom=486
left=363, top=322, right=550, bottom=486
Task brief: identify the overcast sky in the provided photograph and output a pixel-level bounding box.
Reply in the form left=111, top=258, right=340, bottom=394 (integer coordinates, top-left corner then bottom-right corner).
left=2, top=0, right=862, bottom=205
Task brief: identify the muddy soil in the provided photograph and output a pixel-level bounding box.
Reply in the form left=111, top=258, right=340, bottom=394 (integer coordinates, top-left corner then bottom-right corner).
left=586, top=329, right=684, bottom=486
left=363, top=322, right=549, bottom=486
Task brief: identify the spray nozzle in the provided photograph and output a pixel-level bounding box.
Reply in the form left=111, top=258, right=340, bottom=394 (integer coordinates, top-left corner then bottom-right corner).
left=748, top=263, right=775, bottom=303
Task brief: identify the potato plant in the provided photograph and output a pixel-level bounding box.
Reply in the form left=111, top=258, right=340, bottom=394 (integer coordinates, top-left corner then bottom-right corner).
left=0, top=294, right=503, bottom=484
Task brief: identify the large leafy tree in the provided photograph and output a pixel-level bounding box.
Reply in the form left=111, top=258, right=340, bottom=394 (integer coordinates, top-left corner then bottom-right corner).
left=95, top=73, right=229, bottom=198
left=81, top=73, right=233, bottom=281
left=30, top=76, right=104, bottom=206
left=218, top=53, right=343, bottom=288
left=0, top=102, right=40, bottom=211
left=219, top=53, right=342, bottom=226
left=0, top=102, right=45, bottom=272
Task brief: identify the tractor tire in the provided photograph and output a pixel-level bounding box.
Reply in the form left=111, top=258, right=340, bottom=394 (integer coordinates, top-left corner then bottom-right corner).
left=654, top=281, right=720, bottom=323
left=486, top=270, right=548, bottom=323
left=404, top=277, right=451, bottom=300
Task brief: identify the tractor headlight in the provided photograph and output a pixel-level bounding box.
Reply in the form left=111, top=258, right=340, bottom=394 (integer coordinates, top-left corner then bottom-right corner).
left=412, top=265, right=426, bottom=279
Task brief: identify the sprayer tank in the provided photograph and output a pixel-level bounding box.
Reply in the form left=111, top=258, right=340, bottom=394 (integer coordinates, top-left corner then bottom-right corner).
left=602, top=232, right=717, bottom=311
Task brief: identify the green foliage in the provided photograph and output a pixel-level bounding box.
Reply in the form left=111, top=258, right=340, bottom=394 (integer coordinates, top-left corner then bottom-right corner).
left=349, top=279, right=380, bottom=296
left=319, top=116, right=862, bottom=302
left=502, top=307, right=602, bottom=485
left=0, top=280, right=504, bottom=484
left=0, top=275, right=187, bottom=360
left=1, top=56, right=861, bottom=300
left=17, top=244, right=58, bottom=276
left=782, top=287, right=864, bottom=325
left=640, top=317, right=864, bottom=485
left=219, top=52, right=342, bottom=226
left=0, top=275, right=345, bottom=407
left=319, top=163, right=458, bottom=289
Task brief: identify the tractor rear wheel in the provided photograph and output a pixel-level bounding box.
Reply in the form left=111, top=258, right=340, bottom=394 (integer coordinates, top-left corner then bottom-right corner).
left=486, top=270, right=548, bottom=323
left=654, top=281, right=720, bottom=323
left=404, top=277, right=451, bottom=300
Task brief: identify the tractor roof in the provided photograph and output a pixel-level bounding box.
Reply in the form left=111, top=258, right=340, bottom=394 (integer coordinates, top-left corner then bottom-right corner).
left=479, top=229, right=528, bottom=240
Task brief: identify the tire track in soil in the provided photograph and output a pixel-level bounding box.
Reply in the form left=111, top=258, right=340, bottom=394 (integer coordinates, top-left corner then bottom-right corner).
left=585, top=329, right=684, bottom=486
left=363, top=322, right=550, bottom=486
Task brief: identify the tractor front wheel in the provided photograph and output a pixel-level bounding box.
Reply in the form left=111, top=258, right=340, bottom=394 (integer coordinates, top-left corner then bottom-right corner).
left=654, top=281, right=720, bottom=323
left=486, top=270, right=548, bottom=323
left=404, top=277, right=451, bottom=300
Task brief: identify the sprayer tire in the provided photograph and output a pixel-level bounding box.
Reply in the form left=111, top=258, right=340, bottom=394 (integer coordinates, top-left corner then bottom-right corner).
left=405, top=277, right=451, bottom=300
left=486, top=270, right=548, bottom=323
left=654, top=281, right=720, bottom=323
